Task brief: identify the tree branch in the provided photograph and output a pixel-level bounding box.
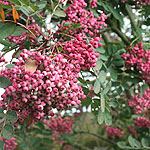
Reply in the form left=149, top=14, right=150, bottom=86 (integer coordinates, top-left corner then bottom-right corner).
left=76, top=131, right=116, bottom=145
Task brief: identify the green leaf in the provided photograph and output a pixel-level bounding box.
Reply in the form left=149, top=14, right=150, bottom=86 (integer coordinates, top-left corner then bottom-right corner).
left=29, top=3, right=39, bottom=12
left=0, top=77, right=12, bottom=88
left=19, top=0, right=29, bottom=6
left=117, top=142, right=130, bottom=149
left=97, top=109, right=104, bottom=125
left=0, top=23, right=16, bottom=40
left=24, top=37, right=30, bottom=50
left=100, top=54, right=108, bottom=61
left=37, top=1, right=47, bottom=10
left=141, top=138, right=150, bottom=148
left=6, top=110, right=18, bottom=124
left=110, top=66, right=118, bottom=80
left=98, top=70, right=106, bottom=83
left=107, top=5, right=123, bottom=24
left=0, top=39, right=11, bottom=46
left=104, top=110, right=112, bottom=126
left=94, top=79, right=101, bottom=94
left=7, top=0, right=21, bottom=5
left=0, top=108, right=4, bottom=119
left=72, top=23, right=82, bottom=29
left=128, top=136, right=141, bottom=148
left=0, top=141, right=4, bottom=150
left=5, top=64, right=15, bottom=70
left=140, top=84, right=146, bottom=97
left=94, top=60, right=102, bottom=70
left=2, top=124, right=13, bottom=139
left=103, top=82, right=111, bottom=94
left=101, top=93, right=105, bottom=112
left=11, top=26, right=26, bottom=36
left=95, top=47, right=105, bottom=54
left=54, top=9, right=66, bottom=17
left=63, top=22, right=71, bottom=26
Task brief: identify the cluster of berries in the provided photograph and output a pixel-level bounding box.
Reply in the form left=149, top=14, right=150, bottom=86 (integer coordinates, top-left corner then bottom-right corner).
left=104, top=125, right=124, bottom=138
left=62, top=36, right=100, bottom=70
left=0, top=0, right=12, bottom=5
left=122, top=42, right=150, bottom=83
left=89, top=0, right=98, bottom=8
left=0, top=50, right=86, bottom=123
left=0, top=137, right=18, bottom=150
left=134, top=116, right=150, bottom=128
left=128, top=88, right=150, bottom=114
left=8, top=17, right=40, bottom=44
left=57, top=0, right=107, bottom=37
left=43, top=116, right=74, bottom=140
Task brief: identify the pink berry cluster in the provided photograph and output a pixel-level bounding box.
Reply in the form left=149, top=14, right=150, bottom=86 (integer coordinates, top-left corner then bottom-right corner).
left=128, top=88, right=150, bottom=114
left=62, top=36, right=100, bottom=70
left=134, top=116, right=150, bottom=128
left=63, top=144, right=72, bottom=150
left=58, top=0, right=107, bottom=37
left=8, top=17, right=40, bottom=44
left=122, top=0, right=150, bottom=5
left=0, top=50, right=86, bottom=123
left=122, top=42, right=150, bottom=83
left=0, top=137, right=18, bottom=150
left=104, top=125, right=124, bottom=138
left=89, top=0, right=98, bottom=8
left=43, top=115, right=74, bottom=140
left=0, top=0, right=12, bottom=5
left=127, top=126, right=137, bottom=137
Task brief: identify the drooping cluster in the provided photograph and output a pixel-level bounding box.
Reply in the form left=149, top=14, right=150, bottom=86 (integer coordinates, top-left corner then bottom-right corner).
left=122, top=42, right=150, bottom=83
left=128, top=88, right=150, bottom=114
left=8, top=17, right=40, bottom=44
left=0, top=50, right=86, bottom=123
left=62, top=36, right=100, bottom=70
left=134, top=116, right=150, bottom=128
left=104, top=125, right=124, bottom=138
left=43, top=115, right=74, bottom=140
left=0, top=137, right=18, bottom=150
left=89, top=0, right=98, bottom=8
left=122, top=0, right=150, bottom=5
left=57, top=0, right=107, bottom=37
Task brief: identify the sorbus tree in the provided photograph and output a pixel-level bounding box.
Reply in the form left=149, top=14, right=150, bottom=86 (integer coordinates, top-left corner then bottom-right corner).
left=0, top=0, right=150, bottom=150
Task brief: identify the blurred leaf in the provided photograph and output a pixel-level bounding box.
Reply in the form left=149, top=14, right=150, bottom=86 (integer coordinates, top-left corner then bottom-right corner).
left=97, top=109, right=104, bottom=124
left=11, top=26, right=26, bottom=36
left=104, top=110, right=112, bottom=126
left=0, top=23, right=16, bottom=40
left=94, top=79, right=101, bottom=94
left=94, top=60, right=102, bottom=70
left=101, top=93, right=105, bottom=112
left=110, top=66, right=118, bottom=80
left=0, top=141, right=4, bottom=150
left=7, top=0, right=21, bottom=5
left=2, top=124, right=13, bottom=139
left=107, top=5, right=123, bottom=24
left=0, top=77, right=12, bottom=88
left=98, top=70, right=106, bottom=83
left=54, top=9, right=66, bottom=17
left=0, top=39, right=11, bottom=46
left=5, top=64, right=15, bottom=70
left=37, top=1, right=47, bottom=10
left=6, top=110, right=18, bottom=124
left=141, top=138, right=150, bottom=148
left=103, top=82, right=111, bottom=94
